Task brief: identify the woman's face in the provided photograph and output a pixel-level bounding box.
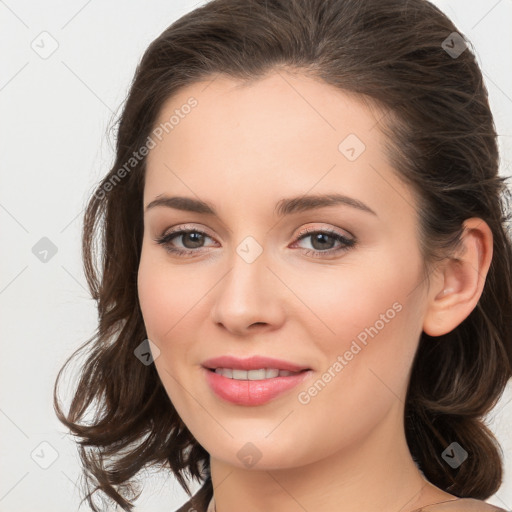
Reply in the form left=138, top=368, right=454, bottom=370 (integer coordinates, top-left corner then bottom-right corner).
left=137, top=71, right=430, bottom=469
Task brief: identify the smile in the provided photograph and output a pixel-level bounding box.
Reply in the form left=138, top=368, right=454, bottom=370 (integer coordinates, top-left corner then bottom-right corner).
left=212, top=368, right=302, bottom=380
left=203, top=367, right=312, bottom=406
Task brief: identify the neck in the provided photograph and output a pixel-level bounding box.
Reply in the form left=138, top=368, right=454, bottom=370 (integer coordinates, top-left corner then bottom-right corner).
left=208, top=403, right=454, bottom=512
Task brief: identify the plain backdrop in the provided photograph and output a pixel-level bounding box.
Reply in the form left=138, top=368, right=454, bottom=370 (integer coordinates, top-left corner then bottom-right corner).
left=1, top=1, right=511, bottom=511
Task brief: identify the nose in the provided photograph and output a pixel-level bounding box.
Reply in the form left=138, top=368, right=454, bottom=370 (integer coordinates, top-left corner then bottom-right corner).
left=210, top=245, right=286, bottom=336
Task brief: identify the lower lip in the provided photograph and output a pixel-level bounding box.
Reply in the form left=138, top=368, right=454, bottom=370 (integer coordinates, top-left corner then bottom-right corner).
left=203, top=367, right=312, bottom=406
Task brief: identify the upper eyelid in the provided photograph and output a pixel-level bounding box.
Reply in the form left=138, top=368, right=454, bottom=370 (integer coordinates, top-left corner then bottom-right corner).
left=295, top=225, right=355, bottom=240
left=162, top=224, right=216, bottom=240
left=161, top=224, right=354, bottom=241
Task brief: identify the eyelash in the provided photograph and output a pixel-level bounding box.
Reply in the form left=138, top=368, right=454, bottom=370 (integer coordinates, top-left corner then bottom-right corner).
left=153, top=224, right=356, bottom=258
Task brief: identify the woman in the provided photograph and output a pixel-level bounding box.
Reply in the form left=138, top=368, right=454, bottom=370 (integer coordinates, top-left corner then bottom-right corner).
left=54, top=0, right=512, bottom=511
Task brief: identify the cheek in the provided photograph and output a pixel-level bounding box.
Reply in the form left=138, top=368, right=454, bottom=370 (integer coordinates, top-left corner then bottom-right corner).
left=300, top=251, right=423, bottom=400
left=137, top=256, right=172, bottom=340
left=137, top=250, right=207, bottom=408
left=137, top=248, right=209, bottom=343
left=290, top=275, right=421, bottom=462
left=297, top=250, right=420, bottom=351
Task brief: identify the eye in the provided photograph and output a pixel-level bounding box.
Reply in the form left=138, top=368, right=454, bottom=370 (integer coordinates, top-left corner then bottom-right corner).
left=291, top=226, right=356, bottom=257
left=153, top=224, right=356, bottom=258
left=153, top=225, right=217, bottom=256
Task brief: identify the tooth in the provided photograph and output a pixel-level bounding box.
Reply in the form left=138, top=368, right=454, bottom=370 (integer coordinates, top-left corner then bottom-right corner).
left=247, top=369, right=267, bottom=380
left=215, top=368, right=232, bottom=378
left=213, top=367, right=300, bottom=380
left=232, top=369, right=248, bottom=380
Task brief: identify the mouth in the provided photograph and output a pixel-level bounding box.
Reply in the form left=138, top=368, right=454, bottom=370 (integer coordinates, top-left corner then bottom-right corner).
left=203, top=366, right=312, bottom=406
left=205, top=367, right=310, bottom=380
left=202, top=355, right=311, bottom=375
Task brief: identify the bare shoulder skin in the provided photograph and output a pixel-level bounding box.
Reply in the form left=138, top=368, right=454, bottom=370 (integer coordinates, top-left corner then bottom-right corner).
left=411, top=498, right=509, bottom=512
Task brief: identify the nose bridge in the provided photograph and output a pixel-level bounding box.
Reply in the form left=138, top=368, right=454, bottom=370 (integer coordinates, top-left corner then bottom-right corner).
left=210, top=232, right=283, bottom=332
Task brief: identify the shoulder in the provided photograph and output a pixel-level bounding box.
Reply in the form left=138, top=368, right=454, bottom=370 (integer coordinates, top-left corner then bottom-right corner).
left=412, top=498, right=509, bottom=512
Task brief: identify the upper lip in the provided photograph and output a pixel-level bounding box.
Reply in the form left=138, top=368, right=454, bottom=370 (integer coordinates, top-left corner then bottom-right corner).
left=202, top=355, right=310, bottom=372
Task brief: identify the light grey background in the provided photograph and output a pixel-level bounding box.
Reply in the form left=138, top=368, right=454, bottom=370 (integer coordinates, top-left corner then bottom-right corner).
left=1, top=1, right=511, bottom=511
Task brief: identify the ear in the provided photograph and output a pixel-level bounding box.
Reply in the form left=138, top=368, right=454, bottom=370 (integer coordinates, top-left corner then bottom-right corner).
left=422, top=218, right=493, bottom=337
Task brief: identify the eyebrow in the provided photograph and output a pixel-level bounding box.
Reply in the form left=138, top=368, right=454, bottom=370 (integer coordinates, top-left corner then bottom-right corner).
left=144, top=193, right=377, bottom=217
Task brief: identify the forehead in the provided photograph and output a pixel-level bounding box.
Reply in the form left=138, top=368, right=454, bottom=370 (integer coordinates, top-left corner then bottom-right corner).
left=152, top=71, right=384, bottom=143
left=144, top=71, right=416, bottom=224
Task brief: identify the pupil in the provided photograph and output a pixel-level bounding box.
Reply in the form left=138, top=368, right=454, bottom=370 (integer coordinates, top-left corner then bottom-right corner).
left=184, top=232, right=203, bottom=248
left=312, top=233, right=333, bottom=250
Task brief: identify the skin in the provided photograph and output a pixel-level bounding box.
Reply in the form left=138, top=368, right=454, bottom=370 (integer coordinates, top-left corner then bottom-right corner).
left=137, top=70, right=493, bottom=512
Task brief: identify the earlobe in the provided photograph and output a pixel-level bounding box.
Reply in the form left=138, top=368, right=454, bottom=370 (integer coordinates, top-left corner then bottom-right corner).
left=422, top=218, right=493, bottom=337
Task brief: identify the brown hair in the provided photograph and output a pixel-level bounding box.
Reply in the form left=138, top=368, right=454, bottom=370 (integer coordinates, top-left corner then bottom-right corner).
left=54, top=0, right=512, bottom=510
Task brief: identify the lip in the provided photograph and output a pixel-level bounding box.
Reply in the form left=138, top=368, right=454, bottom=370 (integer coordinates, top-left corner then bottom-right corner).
left=201, top=355, right=311, bottom=373
left=203, top=366, right=312, bottom=406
